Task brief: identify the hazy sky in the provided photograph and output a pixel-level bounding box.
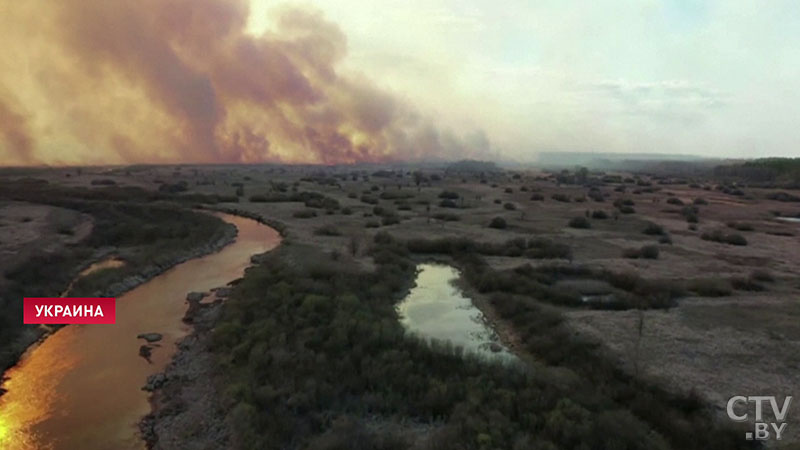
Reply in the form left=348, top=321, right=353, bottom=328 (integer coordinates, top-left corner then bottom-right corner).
left=251, top=0, right=800, bottom=160
left=0, top=1, right=797, bottom=165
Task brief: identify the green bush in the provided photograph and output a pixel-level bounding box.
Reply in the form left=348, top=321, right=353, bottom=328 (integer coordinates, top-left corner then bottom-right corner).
left=568, top=217, right=591, bottom=229
left=643, top=222, right=665, bottom=235
left=432, top=213, right=459, bottom=221
left=623, top=245, right=659, bottom=259
left=489, top=217, right=507, bottom=229
left=314, top=225, right=342, bottom=236
left=730, top=277, right=765, bottom=291
left=640, top=245, right=660, bottom=259
left=701, top=230, right=748, bottom=246
left=293, top=210, right=318, bottom=219
left=666, top=197, right=684, bottom=205
left=689, top=279, right=733, bottom=297
left=750, top=269, right=774, bottom=282
left=438, top=190, right=459, bottom=200
left=726, top=222, right=754, bottom=232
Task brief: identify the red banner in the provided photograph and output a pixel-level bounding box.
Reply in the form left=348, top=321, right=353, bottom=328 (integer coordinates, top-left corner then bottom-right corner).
left=23, top=298, right=116, bottom=324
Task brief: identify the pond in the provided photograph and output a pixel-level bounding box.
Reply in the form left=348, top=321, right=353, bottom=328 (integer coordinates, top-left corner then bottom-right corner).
left=397, top=264, right=515, bottom=362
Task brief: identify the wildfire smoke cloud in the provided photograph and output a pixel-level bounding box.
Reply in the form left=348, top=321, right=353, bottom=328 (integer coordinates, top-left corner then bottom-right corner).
left=0, top=0, right=489, bottom=165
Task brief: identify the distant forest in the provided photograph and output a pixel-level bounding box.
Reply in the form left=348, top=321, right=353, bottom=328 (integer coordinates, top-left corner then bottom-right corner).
left=713, top=157, right=800, bottom=187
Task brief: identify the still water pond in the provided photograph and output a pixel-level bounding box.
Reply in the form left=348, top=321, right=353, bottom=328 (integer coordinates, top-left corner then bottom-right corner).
left=397, top=264, right=514, bottom=362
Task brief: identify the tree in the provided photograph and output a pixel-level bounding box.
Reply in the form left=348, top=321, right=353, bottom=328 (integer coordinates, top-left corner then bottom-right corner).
left=413, top=171, right=425, bottom=190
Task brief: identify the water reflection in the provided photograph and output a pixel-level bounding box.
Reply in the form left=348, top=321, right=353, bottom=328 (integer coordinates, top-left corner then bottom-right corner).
left=62, top=257, right=126, bottom=297
left=0, top=213, right=280, bottom=450
left=397, top=264, right=515, bottom=362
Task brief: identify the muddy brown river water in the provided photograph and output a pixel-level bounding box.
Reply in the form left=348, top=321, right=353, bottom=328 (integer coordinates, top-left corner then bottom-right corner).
left=0, top=213, right=280, bottom=449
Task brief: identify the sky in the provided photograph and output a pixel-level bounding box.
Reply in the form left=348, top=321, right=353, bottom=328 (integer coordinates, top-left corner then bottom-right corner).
left=0, top=0, right=798, bottom=165
left=250, top=0, right=800, bottom=160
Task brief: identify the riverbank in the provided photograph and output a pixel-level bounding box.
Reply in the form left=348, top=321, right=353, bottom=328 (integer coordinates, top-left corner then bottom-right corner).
left=0, top=219, right=237, bottom=400
left=139, top=293, right=229, bottom=449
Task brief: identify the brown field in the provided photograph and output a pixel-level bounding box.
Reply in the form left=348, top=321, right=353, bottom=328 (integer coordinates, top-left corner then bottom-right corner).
left=4, top=163, right=800, bottom=446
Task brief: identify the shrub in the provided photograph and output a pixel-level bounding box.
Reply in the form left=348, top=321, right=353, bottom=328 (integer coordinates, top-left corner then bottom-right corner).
left=622, top=248, right=641, bottom=259
left=623, top=245, right=659, bottom=259
left=314, top=225, right=341, bottom=236
left=766, top=192, right=800, bottom=202
left=726, top=234, right=748, bottom=245
left=591, top=210, right=608, bottom=219
left=293, top=210, right=318, bottom=219
left=693, top=198, right=708, bottom=205
left=640, top=245, right=660, bottom=259
left=373, top=230, right=394, bottom=244
left=658, top=234, right=673, bottom=245
left=666, top=197, right=684, bottom=205
left=689, top=279, right=733, bottom=297
left=568, top=217, right=591, bottom=229
left=504, top=187, right=513, bottom=193
left=380, top=191, right=414, bottom=201
left=726, top=222, right=754, bottom=232
left=365, top=220, right=380, bottom=228
left=489, top=217, right=507, bottom=229
left=530, top=193, right=544, bottom=201
left=432, top=213, right=459, bottom=221
left=503, top=202, right=516, bottom=211
left=701, top=230, right=748, bottom=246
left=588, top=190, right=605, bottom=202
left=439, top=199, right=457, bottom=208
left=551, top=193, right=571, bottom=203
left=750, top=269, right=774, bottom=282
left=681, top=206, right=699, bottom=223
left=438, top=190, right=459, bottom=200
left=730, top=277, right=765, bottom=291
left=381, top=215, right=400, bottom=226
left=619, top=206, right=636, bottom=214
left=57, top=225, right=74, bottom=235
left=360, top=195, right=378, bottom=205
left=643, top=222, right=665, bottom=235
left=526, top=239, right=572, bottom=259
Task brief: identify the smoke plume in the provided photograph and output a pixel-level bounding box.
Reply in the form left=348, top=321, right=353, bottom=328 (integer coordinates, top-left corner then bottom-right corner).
left=0, top=0, right=490, bottom=165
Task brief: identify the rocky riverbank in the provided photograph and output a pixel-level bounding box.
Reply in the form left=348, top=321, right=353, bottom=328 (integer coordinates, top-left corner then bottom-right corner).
left=139, top=293, right=230, bottom=449
left=0, top=222, right=236, bottom=400
left=90, top=224, right=237, bottom=299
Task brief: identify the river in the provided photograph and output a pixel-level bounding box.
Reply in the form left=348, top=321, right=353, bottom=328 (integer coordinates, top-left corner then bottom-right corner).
left=0, top=213, right=280, bottom=449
